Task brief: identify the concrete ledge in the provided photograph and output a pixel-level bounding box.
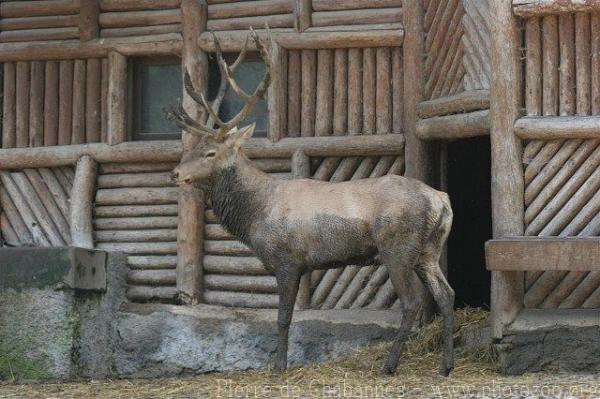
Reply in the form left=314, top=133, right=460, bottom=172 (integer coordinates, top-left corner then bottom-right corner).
left=114, top=303, right=403, bottom=378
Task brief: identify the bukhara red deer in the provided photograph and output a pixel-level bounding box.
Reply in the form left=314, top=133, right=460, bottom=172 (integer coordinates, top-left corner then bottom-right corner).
left=168, top=28, right=455, bottom=376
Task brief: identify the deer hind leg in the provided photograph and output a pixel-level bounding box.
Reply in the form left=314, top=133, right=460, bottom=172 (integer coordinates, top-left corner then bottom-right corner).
left=274, top=266, right=301, bottom=373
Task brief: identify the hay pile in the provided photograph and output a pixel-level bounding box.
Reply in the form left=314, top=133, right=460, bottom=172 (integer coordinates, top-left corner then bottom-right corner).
left=1, top=308, right=598, bottom=398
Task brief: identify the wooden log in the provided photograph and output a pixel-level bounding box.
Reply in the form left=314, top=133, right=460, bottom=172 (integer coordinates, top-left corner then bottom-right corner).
left=287, top=50, right=301, bottom=137
left=376, top=47, right=391, bottom=133
left=576, top=12, right=591, bottom=116
left=107, top=51, right=127, bottom=145
left=80, top=0, right=100, bottom=41
left=314, top=50, right=334, bottom=136
left=72, top=60, right=87, bottom=145
left=351, top=266, right=389, bottom=309
left=334, top=266, right=374, bottom=309
left=126, top=286, right=178, bottom=302
left=86, top=58, right=102, bottom=142
left=311, top=268, right=343, bottom=308
left=43, top=61, right=59, bottom=146
left=489, top=0, right=524, bottom=338
left=70, top=156, right=97, bottom=248
left=525, top=17, right=542, bottom=116
left=204, top=240, right=253, bottom=256
left=559, top=14, right=576, bottom=115
left=203, top=255, right=268, bottom=275
left=29, top=61, right=45, bottom=147
left=0, top=1, right=80, bottom=18
left=418, top=90, right=490, bottom=119
left=2, top=63, right=16, bottom=149
left=312, top=8, right=402, bottom=27
left=347, top=48, right=362, bottom=135
left=204, top=290, right=278, bottom=308
left=100, top=24, right=182, bottom=38
left=513, top=0, right=600, bottom=17
left=15, top=62, right=29, bottom=148
left=95, top=204, right=178, bottom=218
left=99, top=162, right=178, bottom=174
left=38, top=168, right=70, bottom=217
left=97, top=172, right=174, bottom=188
left=251, top=158, right=291, bottom=172
left=99, top=58, right=108, bottom=142
left=205, top=274, right=277, bottom=294
left=367, top=278, right=396, bottom=309
left=515, top=116, right=600, bottom=139
left=207, top=14, right=293, bottom=31
left=205, top=224, right=233, bottom=240
left=332, top=49, right=348, bottom=134
left=0, top=15, right=79, bottom=31
left=1, top=213, right=20, bottom=246
left=99, top=9, right=181, bottom=29
left=417, top=110, right=490, bottom=140
left=0, top=27, right=79, bottom=43
left=96, top=187, right=178, bottom=205
left=542, top=15, right=559, bottom=116
left=300, top=49, right=316, bottom=136
left=94, top=216, right=178, bottom=230
left=58, top=60, right=74, bottom=146
left=592, top=13, right=600, bottom=115
left=207, top=0, right=293, bottom=19
left=291, top=150, right=311, bottom=309
left=295, top=0, right=311, bottom=32
left=312, top=0, right=401, bottom=11
left=100, top=0, right=181, bottom=12
left=95, top=229, right=177, bottom=242
left=268, top=42, right=286, bottom=142
left=362, top=48, right=376, bottom=134
left=128, top=255, right=177, bottom=269
left=96, top=241, right=177, bottom=254
left=0, top=187, right=34, bottom=245
left=128, top=269, right=176, bottom=286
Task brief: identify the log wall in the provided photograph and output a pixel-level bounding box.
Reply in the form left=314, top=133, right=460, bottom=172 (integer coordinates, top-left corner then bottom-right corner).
left=522, top=11, right=600, bottom=309
left=99, top=0, right=182, bottom=38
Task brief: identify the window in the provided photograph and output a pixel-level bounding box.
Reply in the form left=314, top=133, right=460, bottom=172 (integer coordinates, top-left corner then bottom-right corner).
left=131, top=57, right=182, bottom=141
left=207, top=53, right=268, bottom=137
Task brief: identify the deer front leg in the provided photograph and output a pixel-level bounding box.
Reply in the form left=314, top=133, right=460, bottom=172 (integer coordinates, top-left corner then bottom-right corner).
left=274, top=267, right=301, bottom=373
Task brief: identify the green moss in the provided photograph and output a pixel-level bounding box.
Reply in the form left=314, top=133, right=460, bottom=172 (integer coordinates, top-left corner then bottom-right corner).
left=0, top=340, right=51, bottom=381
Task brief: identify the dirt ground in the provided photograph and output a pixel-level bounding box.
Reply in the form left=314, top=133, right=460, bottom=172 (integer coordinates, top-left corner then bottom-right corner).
left=1, top=309, right=599, bottom=399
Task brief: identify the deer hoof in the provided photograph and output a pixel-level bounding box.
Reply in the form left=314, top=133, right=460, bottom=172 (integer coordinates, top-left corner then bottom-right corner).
left=381, top=363, right=397, bottom=375
left=438, top=365, right=453, bottom=377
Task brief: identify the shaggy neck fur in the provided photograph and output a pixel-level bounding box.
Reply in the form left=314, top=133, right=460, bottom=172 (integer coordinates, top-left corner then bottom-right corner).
left=208, top=153, right=273, bottom=243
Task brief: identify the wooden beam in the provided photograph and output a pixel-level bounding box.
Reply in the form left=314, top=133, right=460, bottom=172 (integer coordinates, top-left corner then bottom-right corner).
left=292, top=150, right=311, bottom=309
left=416, top=110, right=490, bottom=141
left=489, top=0, right=525, bottom=338
left=80, top=0, right=100, bottom=41
left=268, top=42, right=287, bottom=142
left=515, top=116, right=600, bottom=139
left=295, top=0, right=312, bottom=32
left=487, top=238, right=600, bottom=271
left=71, top=155, right=98, bottom=249
left=513, top=0, right=600, bottom=17
left=107, top=51, right=128, bottom=145
left=418, top=90, right=490, bottom=119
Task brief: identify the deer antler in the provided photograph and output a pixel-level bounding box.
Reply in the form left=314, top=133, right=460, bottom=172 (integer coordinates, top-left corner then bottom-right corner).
left=166, top=27, right=272, bottom=142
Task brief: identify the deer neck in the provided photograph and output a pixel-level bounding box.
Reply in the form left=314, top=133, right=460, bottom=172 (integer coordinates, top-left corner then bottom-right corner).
left=209, top=153, right=273, bottom=243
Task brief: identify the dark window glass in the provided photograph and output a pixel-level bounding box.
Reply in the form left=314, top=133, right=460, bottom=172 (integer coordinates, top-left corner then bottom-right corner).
left=132, top=57, right=182, bottom=141
left=207, top=54, right=268, bottom=137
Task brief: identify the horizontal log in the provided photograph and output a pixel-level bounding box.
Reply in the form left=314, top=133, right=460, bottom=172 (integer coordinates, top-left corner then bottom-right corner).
left=305, top=23, right=403, bottom=32
left=203, top=290, right=278, bottom=308
left=203, top=255, right=268, bottom=275
left=250, top=158, right=291, bottom=172
left=418, top=90, right=491, bottom=119
left=128, top=269, right=176, bottom=285
left=0, top=15, right=79, bottom=31
left=312, top=0, right=402, bottom=11
left=97, top=172, right=174, bottom=188
left=205, top=224, right=233, bottom=240
left=96, top=187, right=178, bottom=205
left=0, top=135, right=404, bottom=169
left=205, top=274, right=277, bottom=293
left=514, top=116, right=600, bottom=139
left=207, top=14, right=294, bottom=31
left=100, top=24, right=181, bottom=38
left=99, top=9, right=181, bottom=28
left=311, top=8, right=402, bottom=27
left=128, top=255, right=177, bottom=269
left=100, top=0, right=181, bottom=12
left=94, top=204, right=178, bottom=217
left=486, top=237, right=600, bottom=271
left=513, top=0, right=600, bottom=17
left=0, top=33, right=182, bottom=62
left=94, top=229, right=177, bottom=242
left=199, top=29, right=403, bottom=51
left=416, top=110, right=490, bottom=141
left=99, top=162, right=178, bottom=174
left=94, top=216, right=178, bottom=230
left=0, top=1, right=80, bottom=18
left=0, top=27, right=79, bottom=43
left=126, top=286, right=178, bottom=302
left=96, top=241, right=177, bottom=254
left=204, top=240, right=253, bottom=256
left=209, top=0, right=293, bottom=19
left=205, top=210, right=218, bottom=223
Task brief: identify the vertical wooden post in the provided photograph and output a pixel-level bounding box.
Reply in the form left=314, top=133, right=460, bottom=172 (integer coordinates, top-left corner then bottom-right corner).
left=72, top=59, right=86, bottom=144
left=2, top=63, right=16, bottom=149
left=295, top=0, right=311, bottom=32
left=80, top=0, right=99, bottom=41
left=71, top=155, right=97, bottom=249
left=15, top=61, right=30, bottom=148
left=292, top=149, right=311, bottom=309
left=86, top=58, right=102, bottom=142
left=107, top=51, right=127, bottom=145
left=29, top=61, right=45, bottom=147
left=489, top=0, right=524, bottom=338
left=268, top=42, right=286, bottom=142
left=177, top=0, right=208, bottom=305
left=58, top=60, right=74, bottom=146
left=44, top=61, right=59, bottom=146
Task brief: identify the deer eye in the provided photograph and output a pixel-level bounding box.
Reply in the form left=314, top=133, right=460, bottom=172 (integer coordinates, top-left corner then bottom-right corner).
left=205, top=150, right=216, bottom=158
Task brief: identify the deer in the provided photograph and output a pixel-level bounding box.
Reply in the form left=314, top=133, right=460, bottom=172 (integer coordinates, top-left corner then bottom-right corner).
left=167, top=28, right=456, bottom=377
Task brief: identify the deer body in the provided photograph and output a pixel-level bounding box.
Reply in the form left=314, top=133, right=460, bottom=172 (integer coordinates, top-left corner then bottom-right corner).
left=169, top=28, right=455, bottom=376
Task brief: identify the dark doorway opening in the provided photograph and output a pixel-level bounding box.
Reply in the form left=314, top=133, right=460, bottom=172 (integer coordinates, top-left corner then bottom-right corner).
left=445, top=136, right=492, bottom=309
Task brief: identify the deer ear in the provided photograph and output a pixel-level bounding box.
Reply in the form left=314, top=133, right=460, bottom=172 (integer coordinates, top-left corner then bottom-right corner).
left=225, top=123, right=255, bottom=150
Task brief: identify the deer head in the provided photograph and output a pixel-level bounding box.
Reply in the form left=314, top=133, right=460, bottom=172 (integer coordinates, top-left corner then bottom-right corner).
left=168, top=28, right=272, bottom=185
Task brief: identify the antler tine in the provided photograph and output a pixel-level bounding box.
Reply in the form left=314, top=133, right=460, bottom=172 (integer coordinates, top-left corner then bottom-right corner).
left=164, top=104, right=218, bottom=137
left=231, top=33, right=250, bottom=71
left=212, top=30, right=252, bottom=102
left=183, top=70, right=205, bottom=107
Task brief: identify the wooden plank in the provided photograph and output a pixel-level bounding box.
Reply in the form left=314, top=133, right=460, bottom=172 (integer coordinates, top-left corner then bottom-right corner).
left=487, top=238, right=600, bottom=271
left=515, top=116, right=600, bottom=139
left=513, top=0, right=600, bottom=17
